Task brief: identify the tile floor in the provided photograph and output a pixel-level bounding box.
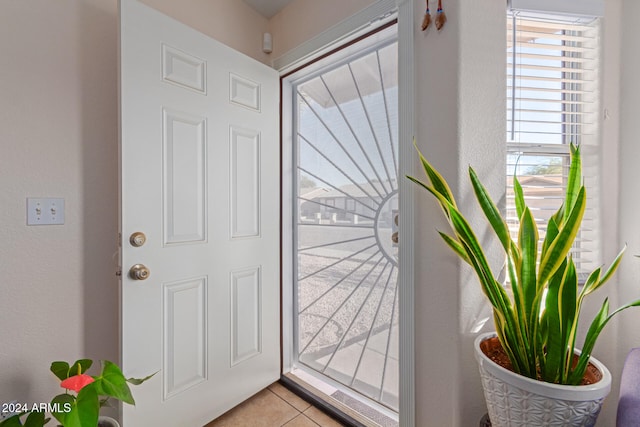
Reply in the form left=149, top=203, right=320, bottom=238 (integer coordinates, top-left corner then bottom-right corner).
left=204, top=382, right=346, bottom=427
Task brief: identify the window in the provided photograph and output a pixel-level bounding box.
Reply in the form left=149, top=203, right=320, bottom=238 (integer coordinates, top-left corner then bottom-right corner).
left=506, top=12, right=601, bottom=278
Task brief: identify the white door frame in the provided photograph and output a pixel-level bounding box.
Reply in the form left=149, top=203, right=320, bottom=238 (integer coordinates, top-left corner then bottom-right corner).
left=277, top=1, right=415, bottom=425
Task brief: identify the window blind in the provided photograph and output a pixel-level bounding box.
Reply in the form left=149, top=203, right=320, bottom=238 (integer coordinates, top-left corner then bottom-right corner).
left=506, top=13, right=601, bottom=279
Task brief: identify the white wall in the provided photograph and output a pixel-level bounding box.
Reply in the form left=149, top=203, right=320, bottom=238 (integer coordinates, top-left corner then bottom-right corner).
left=0, top=0, right=270, bottom=412
left=1, top=0, right=636, bottom=425
left=617, top=0, right=640, bottom=376
left=410, top=0, right=631, bottom=425
left=140, top=0, right=271, bottom=64
left=412, top=1, right=506, bottom=424
left=268, top=0, right=375, bottom=59
left=0, top=0, right=119, bottom=407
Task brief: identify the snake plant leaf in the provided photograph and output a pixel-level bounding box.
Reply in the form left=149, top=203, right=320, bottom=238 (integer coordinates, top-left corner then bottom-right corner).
left=564, top=143, right=582, bottom=223
left=494, top=310, right=525, bottom=374
left=448, top=208, right=506, bottom=307
left=518, top=207, right=538, bottom=327
left=540, top=215, right=559, bottom=266
left=409, top=142, right=639, bottom=386
left=543, top=261, right=567, bottom=382
left=513, top=176, right=525, bottom=221
left=469, top=166, right=511, bottom=251
left=406, top=176, right=452, bottom=220
left=413, top=141, right=457, bottom=208
left=569, top=297, right=640, bottom=384
left=582, top=246, right=626, bottom=298
left=438, top=232, right=471, bottom=264
left=567, top=299, right=610, bottom=384
left=580, top=268, right=602, bottom=300
left=538, top=187, right=586, bottom=286
left=559, top=258, right=578, bottom=382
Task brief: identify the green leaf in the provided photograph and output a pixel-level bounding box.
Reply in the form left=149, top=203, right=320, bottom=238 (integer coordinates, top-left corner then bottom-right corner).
left=513, top=176, right=525, bottom=221
left=469, top=166, right=511, bottom=252
left=543, top=261, right=566, bottom=382
left=538, top=187, right=586, bottom=285
left=540, top=216, right=559, bottom=266
left=50, top=359, right=92, bottom=381
left=0, top=414, right=24, bottom=427
left=126, top=371, right=157, bottom=386
left=93, top=361, right=135, bottom=405
left=567, top=299, right=610, bottom=384
left=518, top=207, right=538, bottom=329
left=579, top=268, right=602, bottom=300
left=585, top=246, right=626, bottom=297
left=569, top=298, right=640, bottom=384
left=564, top=143, right=581, bottom=223
left=50, top=394, right=75, bottom=426
left=23, top=411, right=46, bottom=427
left=50, top=361, right=70, bottom=381
left=52, top=385, right=100, bottom=427
left=75, top=384, right=100, bottom=427
left=406, top=176, right=451, bottom=220
left=438, top=232, right=471, bottom=264
left=558, top=258, right=578, bottom=382
left=413, top=141, right=457, bottom=208
left=69, top=360, right=93, bottom=376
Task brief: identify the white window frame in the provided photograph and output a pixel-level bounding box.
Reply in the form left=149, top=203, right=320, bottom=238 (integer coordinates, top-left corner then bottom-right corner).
left=506, top=10, right=602, bottom=280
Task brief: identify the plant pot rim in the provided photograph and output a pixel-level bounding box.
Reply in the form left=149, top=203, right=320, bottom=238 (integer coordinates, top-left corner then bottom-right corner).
left=474, top=332, right=612, bottom=401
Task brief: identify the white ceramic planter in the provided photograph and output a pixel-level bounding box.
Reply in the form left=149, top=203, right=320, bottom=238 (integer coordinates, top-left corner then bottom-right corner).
left=97, top=416, right=121, bottom=427
left=474, top=332, right=612, bottom=427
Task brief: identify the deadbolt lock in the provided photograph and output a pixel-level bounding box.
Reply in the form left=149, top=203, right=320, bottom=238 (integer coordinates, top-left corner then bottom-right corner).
left=129, top=232, right=147, bottom=247
left=129, top=264, right=150, bottom=281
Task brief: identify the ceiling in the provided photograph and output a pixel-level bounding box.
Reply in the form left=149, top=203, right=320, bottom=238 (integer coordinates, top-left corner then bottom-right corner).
left=242, top=0, right=295, bottom=18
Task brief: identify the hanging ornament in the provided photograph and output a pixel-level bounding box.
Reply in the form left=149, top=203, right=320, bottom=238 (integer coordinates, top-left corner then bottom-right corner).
left=421, top=0, right=431, bottom=31
left=435, top=0, right=447, bottom=31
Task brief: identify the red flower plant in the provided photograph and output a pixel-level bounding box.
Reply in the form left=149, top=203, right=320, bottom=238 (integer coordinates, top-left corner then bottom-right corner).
left=60, top=373, right=95, bottom=393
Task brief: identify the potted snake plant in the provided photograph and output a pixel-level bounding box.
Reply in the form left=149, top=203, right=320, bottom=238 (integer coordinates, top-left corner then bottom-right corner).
left=408, top=142, right=640, bottom=426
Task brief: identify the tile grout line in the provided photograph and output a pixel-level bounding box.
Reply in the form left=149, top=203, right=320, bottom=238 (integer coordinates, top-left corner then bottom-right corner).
left=268, top=387, right=324, bottom=427
left=267, top=388, right=303, bottom=427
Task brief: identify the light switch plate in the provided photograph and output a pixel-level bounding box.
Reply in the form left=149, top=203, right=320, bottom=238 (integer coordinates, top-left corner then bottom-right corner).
left=27, top=198, right=65, bottom=225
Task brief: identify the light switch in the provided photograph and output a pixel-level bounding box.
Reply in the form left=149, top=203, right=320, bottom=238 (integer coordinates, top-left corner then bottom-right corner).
left=27, top=198, right=65, bottom=225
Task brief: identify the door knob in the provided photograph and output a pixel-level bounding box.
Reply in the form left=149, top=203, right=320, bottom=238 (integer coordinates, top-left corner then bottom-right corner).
left=129, top=232, right=147, bottom=247
left=129, top=264, right=150, bottom=280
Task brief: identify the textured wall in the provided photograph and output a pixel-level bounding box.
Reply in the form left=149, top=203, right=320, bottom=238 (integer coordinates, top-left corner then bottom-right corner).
left=618, top=0, right=640, bottom=387
left=0, top=0, right=119, bottom=407
left=140, top=0, right=271, bottom=64
left=268, top=0, right=376, bottom=60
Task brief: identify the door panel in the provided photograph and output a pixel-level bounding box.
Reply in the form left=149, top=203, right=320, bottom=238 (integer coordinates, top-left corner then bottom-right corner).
left=119, top=1, right=280, bottom=425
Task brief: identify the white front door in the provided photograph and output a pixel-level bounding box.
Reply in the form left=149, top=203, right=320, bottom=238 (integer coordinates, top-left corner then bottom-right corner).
left=119, top=1, right=280, bottom=425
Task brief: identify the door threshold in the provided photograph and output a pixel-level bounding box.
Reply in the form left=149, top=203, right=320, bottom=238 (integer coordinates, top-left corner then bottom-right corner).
left=281, top=370, right=399, bottom=427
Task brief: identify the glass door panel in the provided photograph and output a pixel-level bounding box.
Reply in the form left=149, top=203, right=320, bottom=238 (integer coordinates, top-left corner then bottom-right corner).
left=294, top=29, right=399, bottom=411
